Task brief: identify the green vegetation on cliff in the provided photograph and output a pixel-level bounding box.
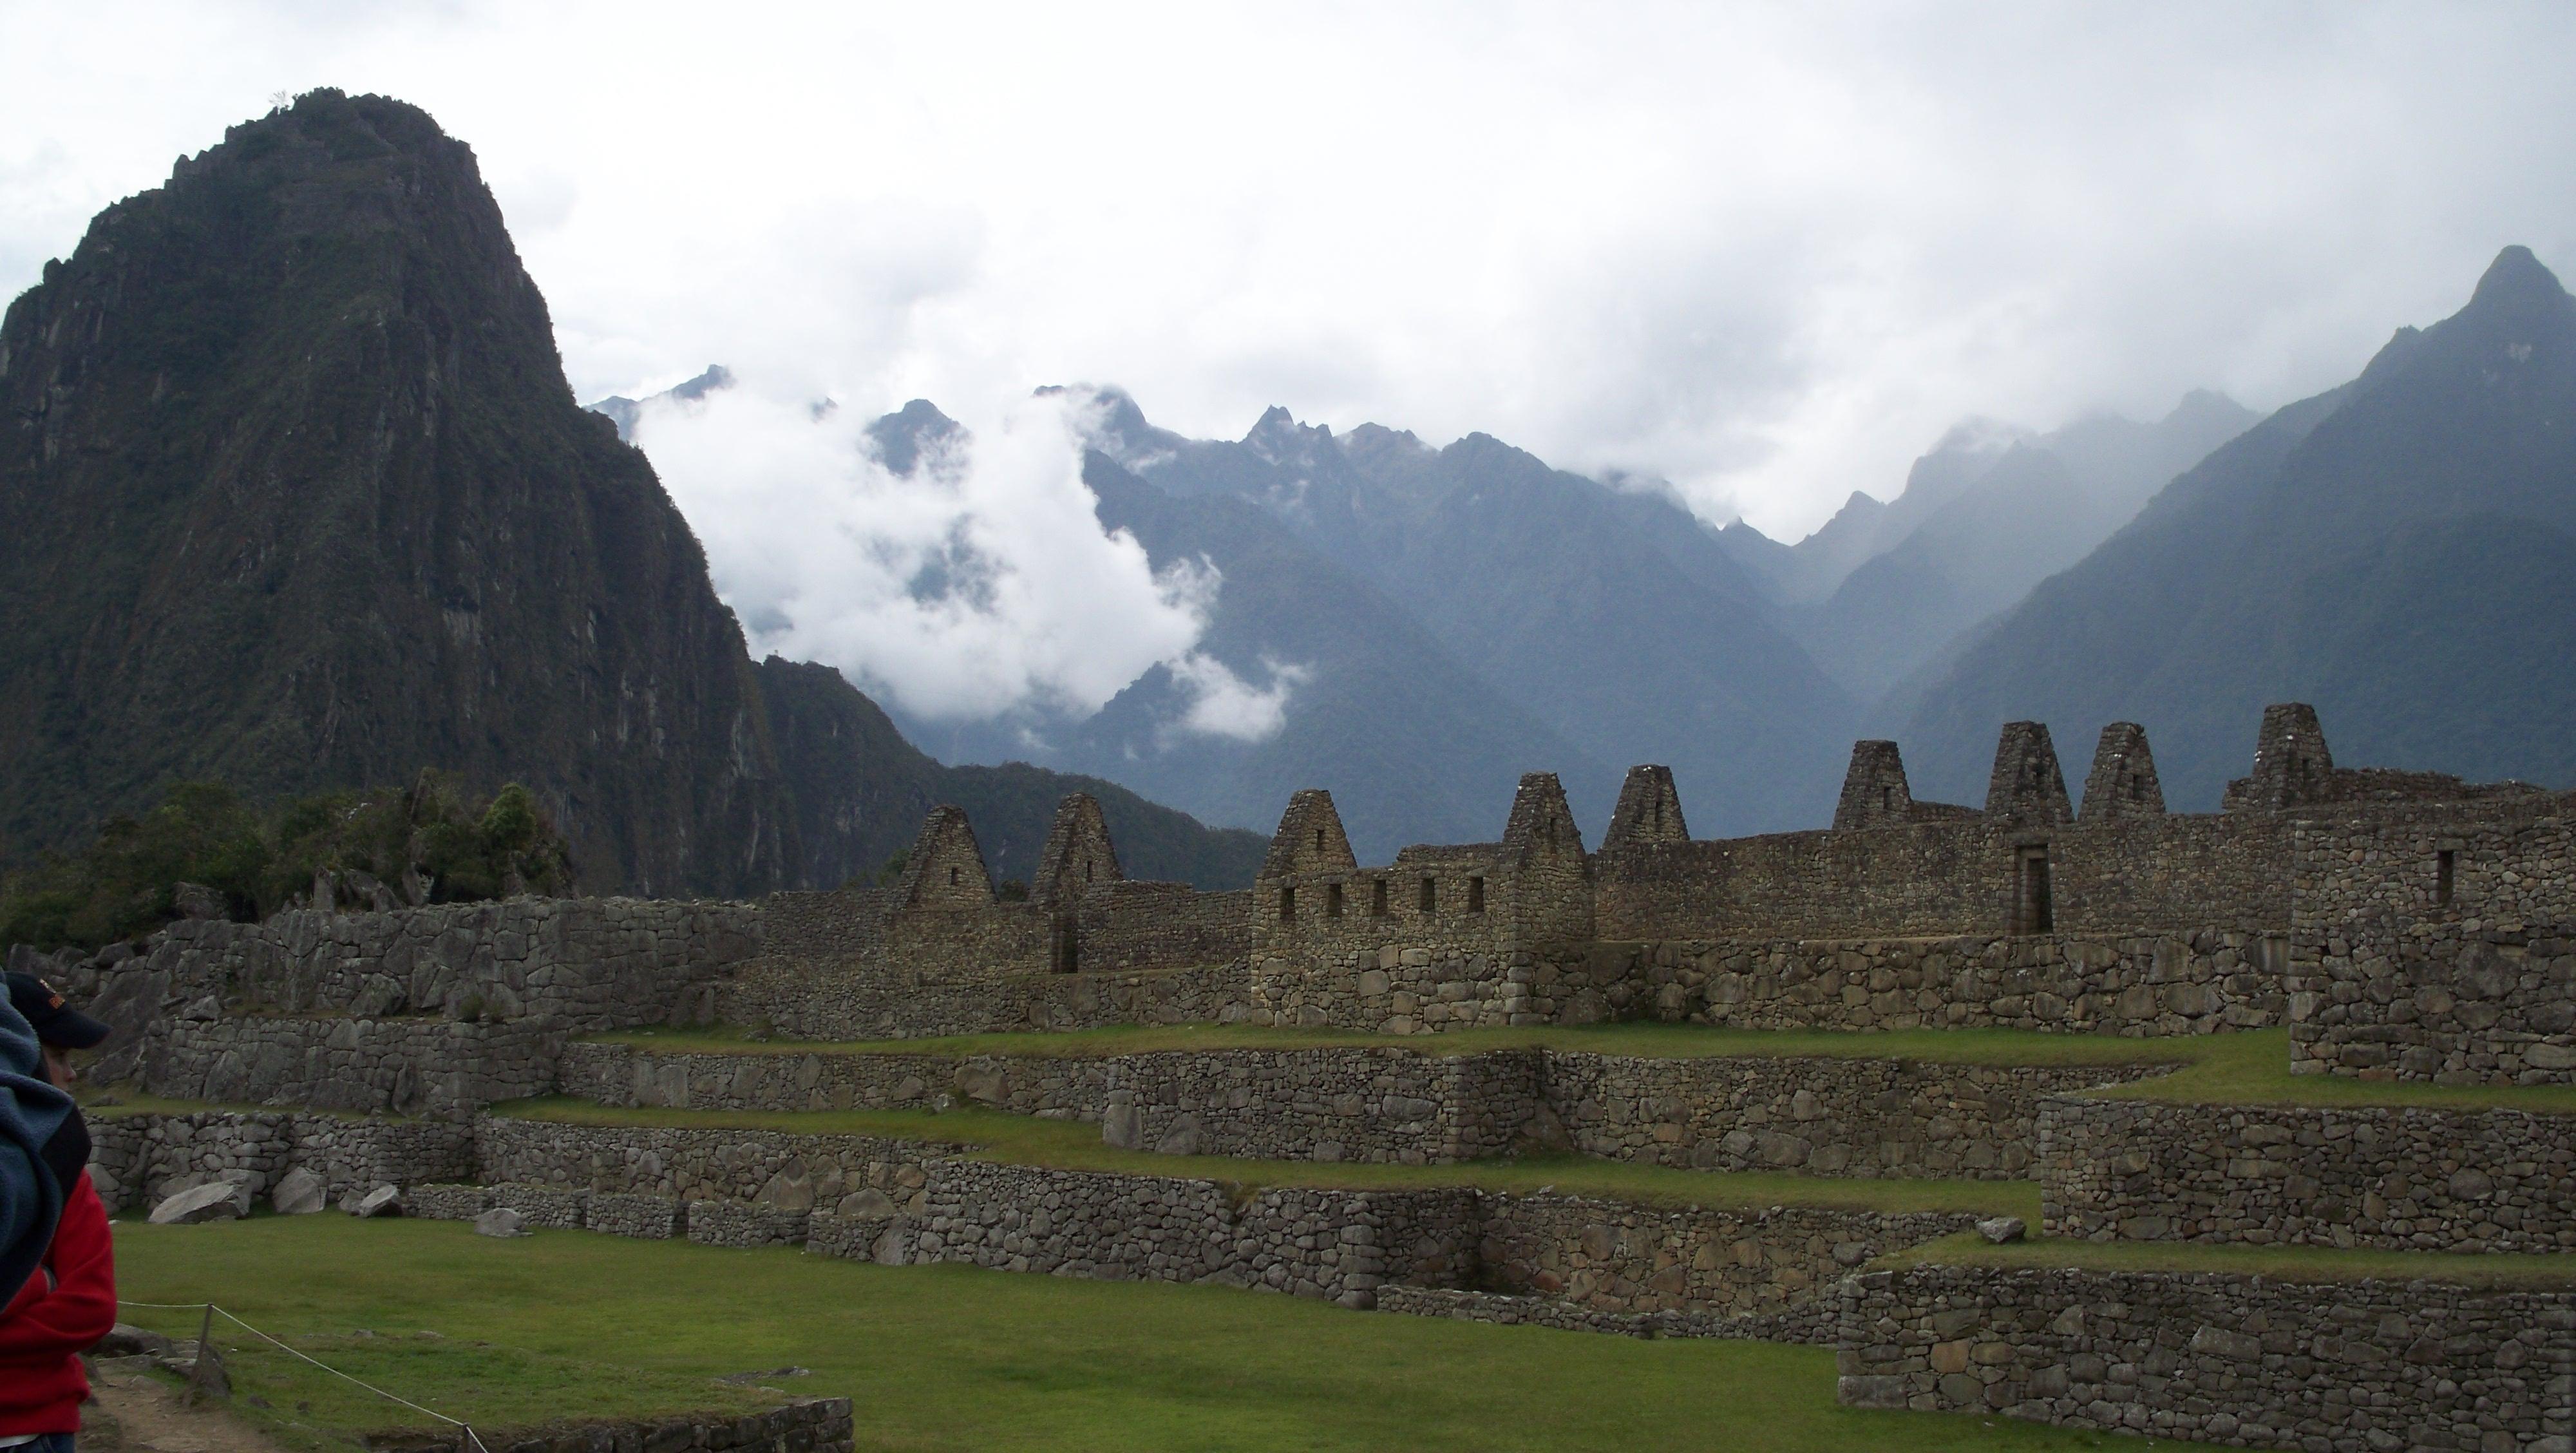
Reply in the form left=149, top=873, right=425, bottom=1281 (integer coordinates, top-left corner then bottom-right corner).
left=0, top=773, right=570, bottom=951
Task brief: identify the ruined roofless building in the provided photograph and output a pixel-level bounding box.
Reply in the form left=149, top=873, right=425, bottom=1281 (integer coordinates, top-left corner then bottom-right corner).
left=659, top=701, right=2571, bottom=1083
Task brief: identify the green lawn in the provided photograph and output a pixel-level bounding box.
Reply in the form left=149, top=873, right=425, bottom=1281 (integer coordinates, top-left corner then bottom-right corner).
left=1893, top=1229, right=2576, bottom=1288
left=603, top=1022, right=2576, bottom=1116
left=113, top=1215, right=2221, bottom=1452
left=497, top=1097, right=2042, bottom=1219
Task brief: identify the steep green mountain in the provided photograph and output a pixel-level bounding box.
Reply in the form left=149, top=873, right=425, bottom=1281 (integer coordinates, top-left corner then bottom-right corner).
left=0, top=92, right=1262, bottom=895
left=0, top=91, right=797, bottom=895
left=1897, top=247, right=2576, bottom=806
left=755, top=656, right=1264, bottom=889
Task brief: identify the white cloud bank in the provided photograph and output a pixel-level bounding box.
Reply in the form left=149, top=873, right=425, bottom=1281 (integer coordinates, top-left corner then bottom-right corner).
left=635, top=383, right=1300, bottom=739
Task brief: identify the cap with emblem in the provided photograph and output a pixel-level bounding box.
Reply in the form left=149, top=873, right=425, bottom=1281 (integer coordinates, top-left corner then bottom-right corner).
left=4, top=972, right=110, bottom=1050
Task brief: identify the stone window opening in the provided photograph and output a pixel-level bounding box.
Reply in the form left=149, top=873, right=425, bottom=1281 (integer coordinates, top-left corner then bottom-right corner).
left=1880, top=786, right=1893, bottom=812
left=1419, top=877, right=1438, bottom=913
left=948, top=866, right=960, bottom=887
left=2012, top=847, right=2054, bottom=934
left=1370, top=878, right=1388, bottom=916
left=1326, top=882, right=1344, bottom=918
left=1083, top=859, right=1094, bottom=882
left=1466, top=876, right=1485, bottom=913
left=1314, top=827, right=1325, bottom=852
left=2437, top=849, right=2456, bottom=907
left=1279, top=884, right=1296, bottom=922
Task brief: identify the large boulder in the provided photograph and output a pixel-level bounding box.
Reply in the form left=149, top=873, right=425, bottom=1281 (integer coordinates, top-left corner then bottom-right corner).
left=473, top=1207, right=528, bottom=1239
left=150, top=1181, right=251, bottom=1225
left=341, top=1184, right=402, bottom=1218
left=270, top=1167, right=327, bottom=1215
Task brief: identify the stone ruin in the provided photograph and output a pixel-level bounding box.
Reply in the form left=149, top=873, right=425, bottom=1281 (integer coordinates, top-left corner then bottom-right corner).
left=36, top=707, right=2576, bottom=1452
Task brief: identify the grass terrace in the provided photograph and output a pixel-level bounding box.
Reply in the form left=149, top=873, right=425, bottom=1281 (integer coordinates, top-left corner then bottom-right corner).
left=113, top=1215, right=2225, bottom=1453
left=596, top=1022, right=2576, bottom=1115
left=493, top=1096, right=2041, bottom=1219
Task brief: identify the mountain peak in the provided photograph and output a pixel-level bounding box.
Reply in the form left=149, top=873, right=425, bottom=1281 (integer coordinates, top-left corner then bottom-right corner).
left=2468, top=245, right=2565, bottom=316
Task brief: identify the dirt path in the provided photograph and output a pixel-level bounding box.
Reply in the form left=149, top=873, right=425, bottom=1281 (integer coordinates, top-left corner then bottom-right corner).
left=80, top=1367, right=291, bottom=1453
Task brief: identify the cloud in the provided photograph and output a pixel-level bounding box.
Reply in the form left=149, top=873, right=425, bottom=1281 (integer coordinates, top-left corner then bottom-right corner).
left=6, top=1, right=2575, bottom=549
left=632, top=382, right=1311, bottom=738
left=637, top=386, right=1211, bottom=723
left=1164, top=655, right=1312, bottom=744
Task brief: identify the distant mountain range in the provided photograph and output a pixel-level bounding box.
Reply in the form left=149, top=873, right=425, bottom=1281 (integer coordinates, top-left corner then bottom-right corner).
left=17, top=93, right=2554, bottom=890
left=1893, top=245, right=2576, bottom=809
left=670, top=243, right=2570, bottom=850
left=1736, top=392, right=2259, bottom=697
left=0, top=91, right=1263, bottom=895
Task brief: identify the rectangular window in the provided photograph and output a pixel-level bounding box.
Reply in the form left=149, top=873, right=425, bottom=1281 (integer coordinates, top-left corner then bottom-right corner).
left=1419, top=877, right=1438, bottom=913
left=1279, top=885, right=1296, bottom=922
left=1370, top=878, right=1389, bottom=916
left=2013, top=847, right=2054, bottom=934
left=2437, top=849, right=2457, bottom=907
left=1326, top=882, right=1344, bottom=918
left=1466, top=876, right=1485, bottom=913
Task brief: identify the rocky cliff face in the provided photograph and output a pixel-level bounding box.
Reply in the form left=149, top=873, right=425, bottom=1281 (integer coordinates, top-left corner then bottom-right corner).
left=0, top=91, right=801, bottom=894
left=0, top=92, right=1260, bottom=895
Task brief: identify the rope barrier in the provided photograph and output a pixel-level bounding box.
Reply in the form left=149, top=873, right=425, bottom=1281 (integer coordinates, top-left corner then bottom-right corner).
left=115, top=1298, right=493, bottom=1453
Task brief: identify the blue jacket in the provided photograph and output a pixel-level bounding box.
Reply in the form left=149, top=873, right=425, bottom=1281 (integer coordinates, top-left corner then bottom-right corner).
left=0, top=1000, right=71, bottom=1307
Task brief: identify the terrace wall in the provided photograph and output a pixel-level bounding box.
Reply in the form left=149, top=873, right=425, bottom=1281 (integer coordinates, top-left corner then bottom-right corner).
left=1837, top=1264, right=2576, bottom=1452
left=2037, top=1095, right=2576, bottom=1252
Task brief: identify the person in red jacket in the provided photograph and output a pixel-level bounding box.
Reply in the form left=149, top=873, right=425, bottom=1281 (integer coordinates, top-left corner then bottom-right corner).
left=0, top=974, right=117, bottom=1453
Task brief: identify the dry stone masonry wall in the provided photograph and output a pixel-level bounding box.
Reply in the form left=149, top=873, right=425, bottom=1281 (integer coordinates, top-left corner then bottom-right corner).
left=1837, top=1264, right=2576, bottom=1452
left=85, top=1108, right=474, bottom=1213
left=2289, top=798, right=2576, bottom=1083
left=562, top=1041, right=2172, bottom=1179
left=2038, top=1095, right=2576, bottom=1251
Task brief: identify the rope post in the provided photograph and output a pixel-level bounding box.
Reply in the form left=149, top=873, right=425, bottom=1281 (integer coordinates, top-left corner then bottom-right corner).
left=187, top=1301, right=229, bottom=1404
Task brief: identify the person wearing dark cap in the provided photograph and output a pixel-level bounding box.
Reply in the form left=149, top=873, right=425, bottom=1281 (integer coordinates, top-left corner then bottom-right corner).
left=0, top=974, right=115, bottom=1453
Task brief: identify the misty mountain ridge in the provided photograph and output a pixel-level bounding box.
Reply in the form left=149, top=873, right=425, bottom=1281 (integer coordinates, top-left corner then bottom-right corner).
left=1783, top=390, right=2260, bottom=696
left=1897, top=244, right=2576, bottom=810
left=732, top=375, right=2264, bottom=859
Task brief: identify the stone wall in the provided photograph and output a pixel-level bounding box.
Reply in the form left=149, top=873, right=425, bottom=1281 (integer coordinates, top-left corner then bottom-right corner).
left=1836, top=1264, right=2576, bottom=1452
left=454, top=1117, right=1970, bottom=1321
left=717, top=956, right=1248, bottom=1041
left=470, top=1119, right=949, bottom=1212
left=1242, top=944, right=1563, bottom=1034
left=1600, top=931, right=2287, bottom=1037
left=1071, top=884, right=1251, bottom=975
left=1595, top=816, right=2291, bottom=944
left=564, top=1042, right=2163, bottom=1179
left=113, top=897, right=759, bottom=1025
left=829, top=1161, right=1481, bottom=1308
left=2287, top=796, right=2576, bottom=1083
left=142, top=1015, right=564, bottom=1116
left=1372, top=1284, right=1838, bottom=1345
left=365, top=1397, right=855, bottom=1453
left=2037, top=1095, right=2576, bottom=1251
left=1548, top=1053, right=2169, bottom=1181
left=85, top=1109, right=475, bottom=1212
left=1475, top=1195, right=1973, bottom=1319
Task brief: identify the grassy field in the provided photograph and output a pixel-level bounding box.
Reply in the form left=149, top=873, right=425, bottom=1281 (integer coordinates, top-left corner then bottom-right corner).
left=497, top=1097, right=2043, bottom=1219
left=112, top=1215, right=2225, bottom=1453
left=1894, top=1229, right=2576, bottom=1287
left=600, top=1022, right=2576, bottom=1115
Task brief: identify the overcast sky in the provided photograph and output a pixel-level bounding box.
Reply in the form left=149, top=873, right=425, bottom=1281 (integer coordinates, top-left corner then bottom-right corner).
left=9, top=3, right=2574, bottom=726
left=8, top=1, right=2571, bottom=538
